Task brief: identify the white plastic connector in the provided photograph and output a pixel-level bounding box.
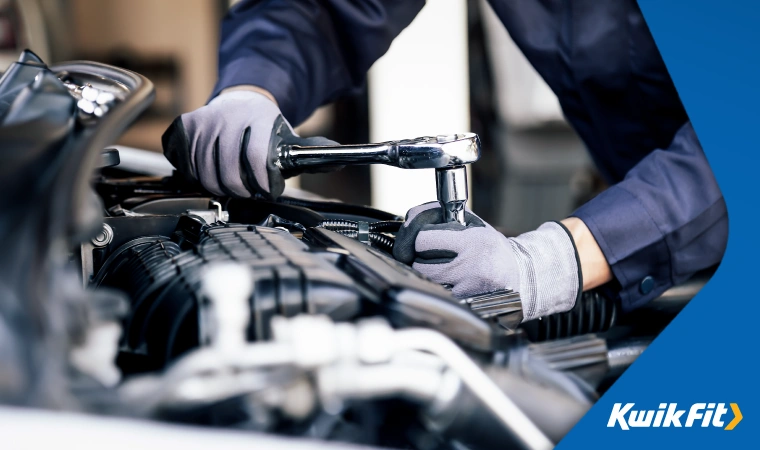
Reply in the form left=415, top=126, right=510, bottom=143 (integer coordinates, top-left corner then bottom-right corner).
left=69, top=321, right=122, bottom=387
left=271, top=315, right=352, bottom=368
left=356, top=317, right=396, bottom=364
left=200, top=262, right=253, bottom=352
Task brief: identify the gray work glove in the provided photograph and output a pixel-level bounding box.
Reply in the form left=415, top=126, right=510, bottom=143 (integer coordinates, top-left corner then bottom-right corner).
left=393, top=202, right=582, bottom=321
left=162, top=90, right=341, bottom=200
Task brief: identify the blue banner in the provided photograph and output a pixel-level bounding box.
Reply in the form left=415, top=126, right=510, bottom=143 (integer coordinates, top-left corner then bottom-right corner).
left=560, top=1, right=758, bottom=447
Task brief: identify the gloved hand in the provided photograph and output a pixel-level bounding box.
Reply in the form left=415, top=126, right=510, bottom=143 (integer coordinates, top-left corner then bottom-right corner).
left=161, top=90, right=341, bottom=200
left=393, top=202, right=583, bottom=321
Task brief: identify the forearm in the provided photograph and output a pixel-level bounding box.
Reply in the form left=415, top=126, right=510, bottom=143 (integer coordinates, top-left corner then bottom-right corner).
left=213, top=0, right=424, bottom=125
left=570, top=121, right=727, bottom=311
left=561, top=217, right=612, bottom=291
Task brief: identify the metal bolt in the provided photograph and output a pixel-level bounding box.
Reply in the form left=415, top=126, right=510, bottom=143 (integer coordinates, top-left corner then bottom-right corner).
left=92, top=223, right=114, bottom=247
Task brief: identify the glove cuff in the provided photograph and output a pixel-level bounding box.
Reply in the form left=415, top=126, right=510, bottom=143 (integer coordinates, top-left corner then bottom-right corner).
left=553, top=220, right=584, bottom=309
left=209, top=89, right=276, bottom=106
left=509, top=221, right=582, bottom=322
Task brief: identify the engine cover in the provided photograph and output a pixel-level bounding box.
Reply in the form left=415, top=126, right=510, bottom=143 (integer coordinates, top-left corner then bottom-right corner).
left=95, top=216, right=360, bottom=372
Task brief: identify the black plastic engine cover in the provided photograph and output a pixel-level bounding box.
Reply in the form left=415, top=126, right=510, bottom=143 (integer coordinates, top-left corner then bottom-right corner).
left=96, top=219, right=360, bottom=372
left=305, top=228, right=496, bottom=351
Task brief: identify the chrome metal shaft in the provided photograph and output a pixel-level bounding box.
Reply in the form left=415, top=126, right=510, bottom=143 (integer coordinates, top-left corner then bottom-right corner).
left=277, top=133, right=480, bottom=171
left=436, top=166, right=468, bottom=225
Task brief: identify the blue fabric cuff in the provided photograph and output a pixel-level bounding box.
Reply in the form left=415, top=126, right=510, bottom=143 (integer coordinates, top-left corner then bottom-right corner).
left=211, top=55, right=300, bottom=124
left=571, top=185, right=673, bottom=312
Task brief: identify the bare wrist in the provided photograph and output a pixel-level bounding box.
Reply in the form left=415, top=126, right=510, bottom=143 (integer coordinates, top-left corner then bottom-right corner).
left=560, top=217, right=613, bottom=291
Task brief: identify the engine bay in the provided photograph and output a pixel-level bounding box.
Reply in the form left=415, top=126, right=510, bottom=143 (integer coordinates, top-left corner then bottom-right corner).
left=0, top=51, right=710, bottom=449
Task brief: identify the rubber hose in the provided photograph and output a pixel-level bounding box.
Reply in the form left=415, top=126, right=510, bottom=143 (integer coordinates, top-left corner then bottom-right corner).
left=333, top=229, right=395, bottom=253
left=520, top=290, right=617, bottom=342
left=318, top=219, right=402, bottom=233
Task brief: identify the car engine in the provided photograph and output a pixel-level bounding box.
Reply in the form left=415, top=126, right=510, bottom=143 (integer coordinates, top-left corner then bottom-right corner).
left=0, top=51, right=710, bottom=449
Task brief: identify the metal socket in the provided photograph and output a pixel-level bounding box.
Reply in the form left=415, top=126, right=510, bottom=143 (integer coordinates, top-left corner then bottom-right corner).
left=436, top=166, right=468, bottom=225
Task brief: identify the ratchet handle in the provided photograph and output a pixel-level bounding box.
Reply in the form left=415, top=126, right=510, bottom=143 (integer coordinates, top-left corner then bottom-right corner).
left=277, top=143, right=393, bottom=171
left=276, top=133, right=482, bottom=172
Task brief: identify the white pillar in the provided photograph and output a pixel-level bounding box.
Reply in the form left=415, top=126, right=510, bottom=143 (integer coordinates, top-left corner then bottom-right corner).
left=368, top=0, right=471, bottom=217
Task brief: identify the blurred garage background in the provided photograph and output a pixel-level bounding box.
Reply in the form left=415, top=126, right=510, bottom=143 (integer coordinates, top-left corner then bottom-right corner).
left=0, top=0, right=605, bottom=235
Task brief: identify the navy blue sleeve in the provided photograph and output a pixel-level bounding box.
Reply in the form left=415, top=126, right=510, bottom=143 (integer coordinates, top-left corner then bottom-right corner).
left=212, top=0, right=425, bottom=126
left=571, top=121, right=728, bottom=311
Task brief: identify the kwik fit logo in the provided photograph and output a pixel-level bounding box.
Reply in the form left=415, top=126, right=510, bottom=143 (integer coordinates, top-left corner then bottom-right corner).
left=608, top=403, right=742, bottom=430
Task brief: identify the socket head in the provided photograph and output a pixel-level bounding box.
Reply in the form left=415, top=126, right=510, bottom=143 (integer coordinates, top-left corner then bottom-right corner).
left=396, top=133, right=481, bottom=169
left=436, top=166, right=468, bottom=225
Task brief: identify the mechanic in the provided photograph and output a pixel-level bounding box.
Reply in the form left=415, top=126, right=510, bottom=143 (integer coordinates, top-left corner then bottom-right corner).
left=162, top=1, right=727, bottom=322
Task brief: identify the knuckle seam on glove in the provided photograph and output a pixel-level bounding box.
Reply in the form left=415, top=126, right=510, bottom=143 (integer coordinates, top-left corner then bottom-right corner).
left=237, top=126, right=257, bottom=197
left=239, top=130, right=270, bottom=199
left=213, top=136, right=237, bottom=198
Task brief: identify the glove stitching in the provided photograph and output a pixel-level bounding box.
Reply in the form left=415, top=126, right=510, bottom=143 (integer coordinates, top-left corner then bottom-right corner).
left=509, top=238, right=538, bottom=320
